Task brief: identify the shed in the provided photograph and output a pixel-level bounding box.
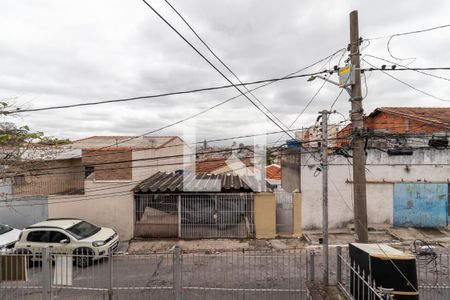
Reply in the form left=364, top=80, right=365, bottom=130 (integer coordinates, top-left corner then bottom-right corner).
left=133, top=172, right=256, bottom=238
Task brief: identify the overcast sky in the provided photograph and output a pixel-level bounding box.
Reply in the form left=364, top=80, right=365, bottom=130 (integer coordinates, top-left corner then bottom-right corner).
left=1, top=0, right=449, bottom=146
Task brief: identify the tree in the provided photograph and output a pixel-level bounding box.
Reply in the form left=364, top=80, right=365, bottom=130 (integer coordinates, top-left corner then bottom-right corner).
left=266, top=148, right=275, bottom=165
left=0, top=115, right=71, bottom=181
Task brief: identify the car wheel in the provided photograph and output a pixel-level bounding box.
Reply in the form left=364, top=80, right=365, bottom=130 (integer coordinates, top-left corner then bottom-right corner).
left=73, top=248, right=93, bottom=268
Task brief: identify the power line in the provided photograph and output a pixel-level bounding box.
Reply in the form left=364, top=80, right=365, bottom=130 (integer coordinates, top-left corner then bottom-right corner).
left=9, top=70, right=331, bottom=114
left=385, top=24, right=450, bottom=62
left=162, top=0, right=290, bottom=132
left=364, top=54, right=450, bottom=82
left=139, top=0, right=294, bottom=140
left=272, top=49, right=347, bottom=145
left=362, top=59, right=450, bottom=103
left=366, top=24, right=450, bottom=41
left=79, top=50, right=345, bottom=155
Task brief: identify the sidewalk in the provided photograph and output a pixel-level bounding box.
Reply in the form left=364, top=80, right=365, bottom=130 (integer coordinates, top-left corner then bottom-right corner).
left=126, top=225, right=450, bottom=253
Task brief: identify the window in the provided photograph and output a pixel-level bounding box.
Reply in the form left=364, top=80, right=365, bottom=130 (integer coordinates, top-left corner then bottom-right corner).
left=49, top=231, right=70, bottom=243
left=26, top=231, right=50, bottom=243
left=84, top=166, right=95, bottom=179
left=67, top=221, right=100, bottom=239
left=0, top=224, right=13, bottom=235
left=13, top=175, right=25, bottom=185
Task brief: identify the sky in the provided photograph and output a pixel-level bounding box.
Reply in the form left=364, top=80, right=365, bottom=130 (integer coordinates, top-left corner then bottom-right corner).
left=0, top=0, right=449, bottom=146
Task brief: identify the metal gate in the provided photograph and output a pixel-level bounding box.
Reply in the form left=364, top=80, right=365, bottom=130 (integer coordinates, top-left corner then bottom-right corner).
left=394, top=183, right=448, bottom=227
left=134, top=193, right=255, bottom=238
left=134, top=194, right=178, bottom=238
left=180, top=193, right=254, bottom=238
left=275, top=190, right=294, bottom=235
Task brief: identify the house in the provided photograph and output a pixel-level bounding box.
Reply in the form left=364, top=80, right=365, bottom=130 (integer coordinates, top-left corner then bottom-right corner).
left=301, top=148, right=450, bottom=229
left=300, top=107, right=450, bottom=230
left=7, top=135, right=191, bottom=240
left=296, top=124, right=342, bottom=148
left=133, top=171, right=256, bottom=238
left=195, top=157, right=253, bottom=175
left=337, top=107, right=450, bottom=147
left=0, top=147, right=83, bottom=229
left=266, top=164, right=281, bottom=189
left=133, top=171, right=302, bottom=239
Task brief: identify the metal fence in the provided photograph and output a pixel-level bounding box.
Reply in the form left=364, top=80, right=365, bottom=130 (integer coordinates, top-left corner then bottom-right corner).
left=416, top=249, right=450, bottom=300
left=134, top=193, right=255, bottom=239
left=335, top=247, right=391, bottom=300
left=0, top=247, right=307, bottom=300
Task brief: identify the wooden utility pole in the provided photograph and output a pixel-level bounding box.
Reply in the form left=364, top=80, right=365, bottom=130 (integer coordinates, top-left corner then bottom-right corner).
left=320, top=110, right=329, bottom=284
left=349, top=10, right=368, bottom=243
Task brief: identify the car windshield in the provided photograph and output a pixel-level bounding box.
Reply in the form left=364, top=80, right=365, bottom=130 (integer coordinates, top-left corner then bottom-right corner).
left=66, top=221, right=100, bottom=239
left=0, top=224, right=13, bottom=235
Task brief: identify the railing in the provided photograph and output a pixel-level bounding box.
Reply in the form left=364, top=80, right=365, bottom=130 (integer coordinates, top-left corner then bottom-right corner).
left=336, top=247, right=393, bottom=300
left=416, top=247, right=450, bottom=300
left=0, top=247, right=307, bottom=300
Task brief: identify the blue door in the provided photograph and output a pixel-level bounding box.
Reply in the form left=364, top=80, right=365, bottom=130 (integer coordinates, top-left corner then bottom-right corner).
left=394, top=183, right=448, bottom=227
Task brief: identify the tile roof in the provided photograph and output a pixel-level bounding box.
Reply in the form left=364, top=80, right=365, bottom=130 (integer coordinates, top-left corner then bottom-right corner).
left=266, top=164, right=281, bottom=180
left=195, top=158, right=253, bottom=173
left=133, top=171, right=256, bottom=193
left=373, top=107, right=450, bottom=130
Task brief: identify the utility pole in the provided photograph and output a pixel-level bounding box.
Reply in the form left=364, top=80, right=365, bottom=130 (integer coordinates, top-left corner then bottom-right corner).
left=320, top=110, right=329, bottom=285
left=349, top=10, right=368, bottom=243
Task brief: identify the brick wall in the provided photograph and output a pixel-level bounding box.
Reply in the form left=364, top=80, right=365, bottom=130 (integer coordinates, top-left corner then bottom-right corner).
left=82, top=149, right=132, bottom=181
left=336, top=112, right=446, bottom=147
left=12, top=158, right=84, bottom=195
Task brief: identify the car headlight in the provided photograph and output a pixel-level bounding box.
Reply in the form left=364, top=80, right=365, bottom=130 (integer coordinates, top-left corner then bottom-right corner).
left=92, top=241, right=106, bottom=247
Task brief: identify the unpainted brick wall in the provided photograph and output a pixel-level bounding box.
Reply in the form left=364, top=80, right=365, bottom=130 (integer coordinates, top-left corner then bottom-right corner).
left=82, top=149, right=132, bottom=180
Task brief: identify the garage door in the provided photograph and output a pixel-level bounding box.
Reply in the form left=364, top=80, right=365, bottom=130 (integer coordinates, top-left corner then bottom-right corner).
left=394, top=183, right=448, bottom=227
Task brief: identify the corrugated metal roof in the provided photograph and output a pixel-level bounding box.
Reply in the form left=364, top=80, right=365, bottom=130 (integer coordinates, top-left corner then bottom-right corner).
left=133, top=171, right=257, bottom=193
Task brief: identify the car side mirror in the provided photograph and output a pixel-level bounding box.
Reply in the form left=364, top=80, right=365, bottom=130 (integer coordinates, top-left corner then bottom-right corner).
left=60, top=239, right=69, bottom=244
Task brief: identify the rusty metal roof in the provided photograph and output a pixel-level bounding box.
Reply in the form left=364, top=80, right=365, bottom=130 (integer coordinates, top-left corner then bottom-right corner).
left=133, top=171, right=257, bottom=193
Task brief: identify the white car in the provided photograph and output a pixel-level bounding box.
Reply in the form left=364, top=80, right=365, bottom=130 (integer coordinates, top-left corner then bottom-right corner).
left=0, top=224, right=21, bottom=249
left=14, top=218, right=119, bottom=267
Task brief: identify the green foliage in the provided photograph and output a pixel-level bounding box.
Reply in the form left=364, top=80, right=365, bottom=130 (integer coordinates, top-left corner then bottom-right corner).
left=266, top=148, right=275, bottom=165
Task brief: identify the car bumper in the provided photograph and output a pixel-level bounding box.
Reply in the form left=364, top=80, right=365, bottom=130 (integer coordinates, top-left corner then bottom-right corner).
left=96, top=236, right=120, bottom=258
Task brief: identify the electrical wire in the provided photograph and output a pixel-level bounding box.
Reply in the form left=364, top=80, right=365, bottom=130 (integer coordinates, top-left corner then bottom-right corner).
left=139, top=0, right=293, bottom=141
left=362, top=59, right=450, bottom=103
left=364, top=54, right=450, bottom=82
left=9, top=70, right=332, bottom=114
left=79, top=50, right=346, bottom=155
left=385, top=24, right=450, bottom=62
left=162, top=0, right=290, bottom=132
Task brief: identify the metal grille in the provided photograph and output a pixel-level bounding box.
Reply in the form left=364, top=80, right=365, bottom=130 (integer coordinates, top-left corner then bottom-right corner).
left=135, top=194, right=178, bottom=237
left=180, top=193, right=254, bottom=238
left=134, top=193, right=255, bottom=239
left=336, top=249, right=389, bottom=300
left=275, top=190, right=294, bottom=235
left=0, top=247, right=306, bottom=300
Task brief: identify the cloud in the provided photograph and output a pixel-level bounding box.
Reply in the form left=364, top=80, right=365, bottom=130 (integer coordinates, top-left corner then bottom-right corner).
left=0, top=0, right=448, bottom=144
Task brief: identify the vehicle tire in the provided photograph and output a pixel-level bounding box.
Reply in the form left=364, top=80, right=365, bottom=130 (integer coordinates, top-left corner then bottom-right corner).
left=14, top=249, right=33, bottom=267
left=73, top=248, right=93, bottom=268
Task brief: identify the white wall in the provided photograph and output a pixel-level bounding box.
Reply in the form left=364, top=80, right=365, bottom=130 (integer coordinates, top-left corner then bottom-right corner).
left=132, top=137, right=192, bottom=181
left=48, top=181, right=134, bottom=240
left=48, top=137, right=191, bottom=241
left=301, top=148, right=450, bottom=229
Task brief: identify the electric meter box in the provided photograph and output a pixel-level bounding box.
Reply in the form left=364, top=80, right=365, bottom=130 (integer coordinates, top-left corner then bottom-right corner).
left=349, top=243, right=419, bottom=300
left=338, top=64, right=355, bottom=87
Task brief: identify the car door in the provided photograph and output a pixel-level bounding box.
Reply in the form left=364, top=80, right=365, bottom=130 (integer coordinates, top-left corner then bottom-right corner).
left=48, top=230, right=72, bottom=255
left=25, top=230, right=50, bottom=258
